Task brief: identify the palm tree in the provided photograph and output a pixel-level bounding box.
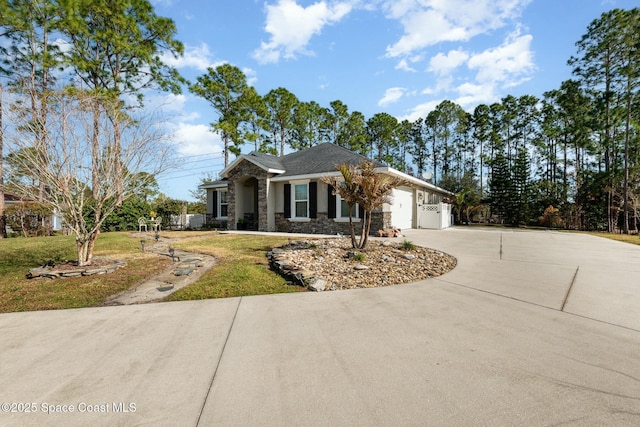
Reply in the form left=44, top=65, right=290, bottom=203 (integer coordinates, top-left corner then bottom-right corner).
left=324, top=161, right=405, bottom=249
left=453, top=190, right=469, bottom=224
left=323, top=163, right=360, bottom=248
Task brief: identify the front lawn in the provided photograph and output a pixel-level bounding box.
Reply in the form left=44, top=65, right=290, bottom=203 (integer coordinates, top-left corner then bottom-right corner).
left=0, top=231, right=302, bottom=313
left=0, top=232, right=168, bottom=313
left=165, top=233, right=305, bottom=300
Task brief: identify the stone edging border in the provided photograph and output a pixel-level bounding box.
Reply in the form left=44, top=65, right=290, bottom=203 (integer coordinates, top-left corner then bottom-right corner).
left=26, top=257, right=127, bottom=279
left=267, top=242, right=328, bottom=292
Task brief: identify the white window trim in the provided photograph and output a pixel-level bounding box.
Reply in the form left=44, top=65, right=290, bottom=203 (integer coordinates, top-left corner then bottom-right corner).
left=217, top=189, right=228, bottom=219
left=291, top=180, right=310, bottom=220
left=336, top=195, right=360, bottom=222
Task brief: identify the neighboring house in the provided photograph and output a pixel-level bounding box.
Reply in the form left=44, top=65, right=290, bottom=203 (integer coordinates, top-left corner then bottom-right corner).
left=200, top=143, right=453, bottom=234
left=3, top=192, right=63, bottom=233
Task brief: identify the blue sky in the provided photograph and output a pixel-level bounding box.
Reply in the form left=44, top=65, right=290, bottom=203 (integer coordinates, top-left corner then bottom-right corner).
left=149, top=0, right=638, bottom=201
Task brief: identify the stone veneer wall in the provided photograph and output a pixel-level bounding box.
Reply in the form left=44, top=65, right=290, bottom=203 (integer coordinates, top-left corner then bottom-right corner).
left=370, top=211, right=392, bottom=233
left=275, top=211, right=391, bottom=235
left=205, top=214, right=228, bottom=229
left=226, top=160, right=269, bottom=231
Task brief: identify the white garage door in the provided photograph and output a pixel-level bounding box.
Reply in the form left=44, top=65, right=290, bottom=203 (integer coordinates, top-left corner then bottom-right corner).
left=390, top=187, right=413, bottom=229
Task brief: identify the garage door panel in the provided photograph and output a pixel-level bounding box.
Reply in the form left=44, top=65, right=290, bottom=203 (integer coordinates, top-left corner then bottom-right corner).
left=391, top=188, right=413, bottom=229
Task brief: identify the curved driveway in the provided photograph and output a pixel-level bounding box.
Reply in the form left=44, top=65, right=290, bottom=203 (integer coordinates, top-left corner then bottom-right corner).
left=1, top=228, right=639, bottom=426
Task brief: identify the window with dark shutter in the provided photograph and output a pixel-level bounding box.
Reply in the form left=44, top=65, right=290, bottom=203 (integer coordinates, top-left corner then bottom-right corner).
left=327, top=184, right=336, bottom=219
left=212, top=191, right=218, bottom=218
left=219, top=191, right=228, bottom=217
left=309, top=182, right=317, bottom=218
left=284, top=184, right=291, bottom=218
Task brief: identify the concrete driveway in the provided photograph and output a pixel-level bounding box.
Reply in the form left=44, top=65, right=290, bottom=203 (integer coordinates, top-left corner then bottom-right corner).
left=1, top=228, right=639, bottom=426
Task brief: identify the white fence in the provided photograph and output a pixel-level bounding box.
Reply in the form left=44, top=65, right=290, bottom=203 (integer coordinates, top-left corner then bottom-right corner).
left=417, top=203, right=452, bottom=230
left=168, top=214, right=206, bottom=229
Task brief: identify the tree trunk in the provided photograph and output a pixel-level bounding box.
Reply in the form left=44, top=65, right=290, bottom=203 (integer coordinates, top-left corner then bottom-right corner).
left=114, top=110, right=123, bottom=206
left=77, top=231, right=99, bottom=266
left=92, top=98, right=101, bottom=199
left=361, top=212, right=372, bottom=249
left=356, top=210, right=372, bottom=249
left=223, top=131, right=230, bottom=167
left=0, top=82, right=5, bottom=238
left=622, top=79, right=632, bottom=234
left=356, top=210, right=367, bottom=249
left=348, top=213, right=357, bottom=249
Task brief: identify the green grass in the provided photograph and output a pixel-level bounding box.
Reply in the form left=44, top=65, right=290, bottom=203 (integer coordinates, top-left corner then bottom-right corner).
left=401, top=240, right=417, bottom=250
left=351, top=252, right=366, bottom=262
left=166, top=233, right=306, bottom=300
left=0, top=232, right=168, bottom=313
left=0, top=231, right=305, bottom=313
left=587, top=231, right=640, bottom=246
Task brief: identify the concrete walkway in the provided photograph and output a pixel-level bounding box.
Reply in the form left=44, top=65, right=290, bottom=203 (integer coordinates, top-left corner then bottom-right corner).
left=103, top=234, right=217, bottom=305
left=1, top=228, right=639, bottom=426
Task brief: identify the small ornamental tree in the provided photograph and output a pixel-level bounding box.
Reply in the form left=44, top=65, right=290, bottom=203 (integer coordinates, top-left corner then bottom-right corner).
left=323, top=161, right=406, bottom=249
left=6, top=91, right=174, bottom=265
left=323, top=163, right=360, bottom=248
left=539, top=205, right=565, bottom=228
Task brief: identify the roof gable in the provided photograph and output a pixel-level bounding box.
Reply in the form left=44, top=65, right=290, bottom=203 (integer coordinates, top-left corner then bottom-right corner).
left=245, top=151, right=284, bottom=171
left=220, top=150, right=284, bottom=178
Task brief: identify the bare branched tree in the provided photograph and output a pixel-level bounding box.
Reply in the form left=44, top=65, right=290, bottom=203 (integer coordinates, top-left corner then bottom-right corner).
left=6, top=90, right=175, bottom=265
left=0, top=82, right=5, bottom=238
left=323, top=161, right=406, bottom=249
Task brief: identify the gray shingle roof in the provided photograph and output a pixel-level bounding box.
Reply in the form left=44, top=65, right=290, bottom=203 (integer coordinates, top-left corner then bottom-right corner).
left=222, top=143, right=450, bottom=195
left=277, top=143, right=384, bottom=176
left=244, top=151, right=284, bottom=171
left=198, top=178, right=228, bottom=189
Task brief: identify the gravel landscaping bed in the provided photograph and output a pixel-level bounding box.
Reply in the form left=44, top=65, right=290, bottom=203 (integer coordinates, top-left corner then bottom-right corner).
left=268, top=237, right=457, bottom=291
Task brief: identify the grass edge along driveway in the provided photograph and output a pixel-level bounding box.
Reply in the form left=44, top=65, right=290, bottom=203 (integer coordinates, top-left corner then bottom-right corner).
left=165, top=232, right=304, bottom=301
left=1, top=229, right=637, bottom=314
left=0, top=231, right=302, bottom=313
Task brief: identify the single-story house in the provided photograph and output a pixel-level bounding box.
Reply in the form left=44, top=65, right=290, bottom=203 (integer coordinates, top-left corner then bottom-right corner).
left=2, top=192, right=63, bottom=233
left=200, top=143, right=453, bottom=234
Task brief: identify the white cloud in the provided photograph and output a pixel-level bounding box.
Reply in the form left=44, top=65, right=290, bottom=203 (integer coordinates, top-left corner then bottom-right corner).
left=395, top=58, right=416, bottom=72
left=386, top=8, right=467, bottom=57
left=454, top=82, right=497, bottom=108
left=243, top=67, right=258, bottom=86
left=428, top=49, right=470, bottom=75
left=382, top=0, right=416, bottom=19
left=467, top=29, right=534, bottom=84
left=253, top=44, right=281, bottom=64
left=383, top=0, right=531, bottom=57
left=253, top=0, right=353, bottom=64
left=172, top=123, right=223, bottom=157
left=378, top=87, right=406, bottom=106
left=399, top=99, right=443, bottom=122
left=154, top=93, right=188, bottom=114
left=421, top=75, right=454, bottom=97
left=161, top=43, right=224, bottom=71
left=139, top=92, right=223, bottom=157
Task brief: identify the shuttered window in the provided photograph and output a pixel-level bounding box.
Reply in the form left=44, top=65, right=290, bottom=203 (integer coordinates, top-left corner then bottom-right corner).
left=339, top=196, right=358, bottom=219
left=294, top=184, right=308, bottom=218
left=218, top=190, right=228, bottom=218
